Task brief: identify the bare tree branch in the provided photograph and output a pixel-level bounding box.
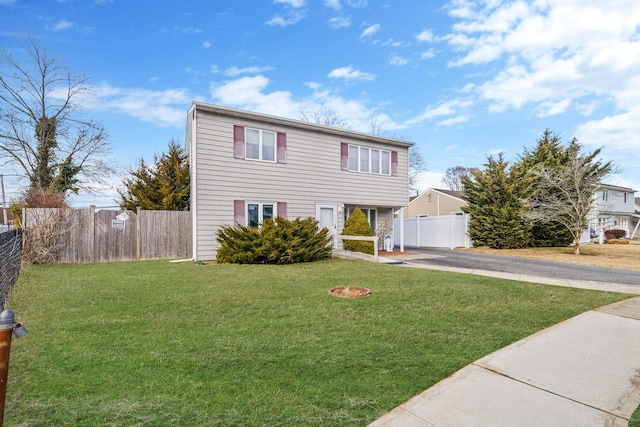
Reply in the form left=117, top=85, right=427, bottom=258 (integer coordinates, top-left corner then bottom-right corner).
left=523, top=153, right=613, bottom=254
left=441, top=166, right=472, bottom=191
left=0, top=35, right=114, bottom=197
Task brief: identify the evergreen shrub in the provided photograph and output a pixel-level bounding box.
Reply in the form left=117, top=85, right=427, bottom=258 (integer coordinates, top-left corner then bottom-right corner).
left=341, top=207, right=374, bottom=255
left=216, top=217, right=333, bottom=264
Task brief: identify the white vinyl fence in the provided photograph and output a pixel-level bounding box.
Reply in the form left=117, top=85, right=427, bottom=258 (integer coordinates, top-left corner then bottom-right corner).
left=394, top=214, right=471, bottom=249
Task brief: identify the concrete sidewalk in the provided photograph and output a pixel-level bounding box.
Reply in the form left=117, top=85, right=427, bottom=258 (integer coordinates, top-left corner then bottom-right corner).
left=369, top=296, right=640, bottom=426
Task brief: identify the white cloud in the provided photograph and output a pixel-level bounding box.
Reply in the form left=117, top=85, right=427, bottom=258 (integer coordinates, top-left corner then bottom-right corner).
left=275, top=0, right=305, bottom=7
left=53, top=20, right=74, bottom=31
left=325, top=0, right=341, bottom=10
left=406, top=98, right=473, bottom=125
left=329, top=16, right=350, bottom=28
left=210, top=76, right=300, bottom=117
left=575, top=109, right=640, bottom=152
left=224, top=66, right=275, bottom=76
left=389, top=55, right=409, bottom=66
left=360, top=24, right=380, bottom=38
left=416, top=29, right=434, bottom=42
left=266, top=11, right=304, bottom=26
left=421, top=50, right=435, bottom=60
left=442, top=0, right=640, bottom=162
left=537, top=98, right=572, bottom=117
left=209, top=75, right=402, bottom=133
left=438, top=115, right=470, bottom=127
left=327, top=66, right=375, bottom=81
left=202, top=41, right=212, bottom=49
left=83, top=84, right=192, bottom=127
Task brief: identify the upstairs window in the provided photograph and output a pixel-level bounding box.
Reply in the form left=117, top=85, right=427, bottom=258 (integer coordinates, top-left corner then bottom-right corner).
left=602, top=189, right=609, bottom=201
left=233, top=125, right=287, bottom=163
left=246, top=128, right=275, bottom=162
left=342, top=143, right=395, bottom=175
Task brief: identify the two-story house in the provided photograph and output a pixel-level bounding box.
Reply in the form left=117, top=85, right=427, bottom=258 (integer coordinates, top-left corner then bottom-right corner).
left=588, top=184, right=638, bottom=238
left=186, top=102, right=413, bottom=261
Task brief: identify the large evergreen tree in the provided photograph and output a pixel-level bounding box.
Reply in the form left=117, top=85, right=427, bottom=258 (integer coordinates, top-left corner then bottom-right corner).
left=118, top=139, right=190, bottom=211
left=462, top=154, right=532, bottom=249
left=513, top=129, right=575, bottom=247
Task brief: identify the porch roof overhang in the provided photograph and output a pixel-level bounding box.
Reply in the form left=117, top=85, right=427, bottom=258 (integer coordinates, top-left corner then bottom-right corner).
left=596, top=210, right=639, bottom=217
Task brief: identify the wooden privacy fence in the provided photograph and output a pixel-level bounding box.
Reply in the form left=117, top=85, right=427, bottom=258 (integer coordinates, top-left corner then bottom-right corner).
left=23, top=207, right=192, bottom=263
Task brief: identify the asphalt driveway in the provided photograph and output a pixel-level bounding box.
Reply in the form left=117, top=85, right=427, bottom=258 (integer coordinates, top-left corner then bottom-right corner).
left=399, top=247, right=640, bottom=288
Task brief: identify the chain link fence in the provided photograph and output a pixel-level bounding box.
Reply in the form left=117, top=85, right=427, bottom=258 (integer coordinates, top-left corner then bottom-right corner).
left=0, top=228, right=22, bottom=310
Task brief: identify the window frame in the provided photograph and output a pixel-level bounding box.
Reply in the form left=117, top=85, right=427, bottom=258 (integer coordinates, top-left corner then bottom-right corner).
left=245, top=128, right=276, bottom=162
left=246, top=202, right=275, bottom=227
left=347, top=144, right=391, bottom=175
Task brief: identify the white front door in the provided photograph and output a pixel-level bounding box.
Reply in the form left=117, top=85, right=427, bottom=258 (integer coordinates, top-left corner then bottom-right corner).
left=316, top=204, right=338, bottom=240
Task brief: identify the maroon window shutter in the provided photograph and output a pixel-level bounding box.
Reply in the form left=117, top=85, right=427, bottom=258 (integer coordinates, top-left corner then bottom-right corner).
left=234, top=200, right=245, bottom=224
left=391, top=151, right=398, bottom=176
left=277, top=132, right=287, bottom=164
left=233, top=125, right=245, bottom=159
left=277, top=202, right=287, bottom=218
left=340, top=143, right=349, bottom=171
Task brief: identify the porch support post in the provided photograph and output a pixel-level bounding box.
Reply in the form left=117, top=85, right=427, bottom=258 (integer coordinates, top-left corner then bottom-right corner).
left=400, top=207, right=405, bottom=253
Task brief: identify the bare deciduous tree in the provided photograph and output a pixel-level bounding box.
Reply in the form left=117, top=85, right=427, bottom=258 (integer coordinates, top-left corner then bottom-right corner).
left=441, top=166, right=472, bottom=191
left=299, top=107, right=349, bottom=128
left=523, top=151, right=613, bottom=255
left=0, top=35, right=113, bottom=196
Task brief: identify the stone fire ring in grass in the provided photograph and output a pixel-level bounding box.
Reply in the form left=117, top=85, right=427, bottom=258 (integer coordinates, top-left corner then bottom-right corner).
left=328, top=286, right=371, bottom=299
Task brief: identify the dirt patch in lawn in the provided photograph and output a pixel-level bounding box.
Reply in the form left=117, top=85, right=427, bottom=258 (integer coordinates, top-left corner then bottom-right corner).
left=328, top=286, right=371, bottom=299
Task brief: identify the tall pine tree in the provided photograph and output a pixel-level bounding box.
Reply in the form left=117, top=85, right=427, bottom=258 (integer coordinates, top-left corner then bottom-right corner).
left=462, top=154, right=532, bottom=249
left=513, top=129, right=575, bottom=247
left=118, top=139, right=190, bottom=211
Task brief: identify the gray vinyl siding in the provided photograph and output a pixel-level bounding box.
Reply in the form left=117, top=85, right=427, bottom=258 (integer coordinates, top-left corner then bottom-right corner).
left=189, top=104, right=411, bottom=260
left=595, top=188, right=635, bottom=214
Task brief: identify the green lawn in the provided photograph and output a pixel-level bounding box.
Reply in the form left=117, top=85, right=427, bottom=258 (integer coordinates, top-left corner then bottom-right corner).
left=5, top=259, right=632, bottom=426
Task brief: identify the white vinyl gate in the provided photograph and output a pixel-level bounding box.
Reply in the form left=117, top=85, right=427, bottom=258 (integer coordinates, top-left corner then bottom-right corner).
left=394, top=215, right=471, bottom=249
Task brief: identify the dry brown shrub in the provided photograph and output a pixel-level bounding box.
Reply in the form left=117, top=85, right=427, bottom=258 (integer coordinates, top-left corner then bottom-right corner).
left=16, top=189, right=71, bottom=264
left=605, top=239, right=629, bottom=245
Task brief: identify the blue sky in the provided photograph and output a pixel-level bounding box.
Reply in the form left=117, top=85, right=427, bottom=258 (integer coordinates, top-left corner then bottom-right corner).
left=1, top=0, right=639, bottom=207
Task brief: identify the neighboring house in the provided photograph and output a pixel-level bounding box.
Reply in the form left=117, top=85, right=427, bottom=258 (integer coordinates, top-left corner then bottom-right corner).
left=632, top=197, right=640, bottom=239
left=404, top=188, right=466, bottom=218
left=588, top=184, right=638, bottom=238
left=186, top=102, right=413, bottom=261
